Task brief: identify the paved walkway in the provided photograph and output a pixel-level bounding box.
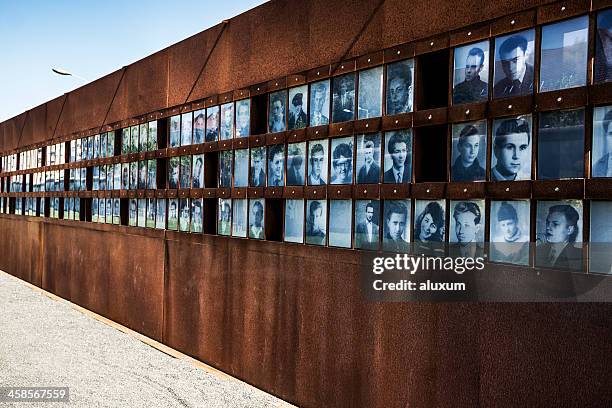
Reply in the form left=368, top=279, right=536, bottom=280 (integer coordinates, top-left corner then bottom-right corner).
left=0, top=271, right=293, bottom=408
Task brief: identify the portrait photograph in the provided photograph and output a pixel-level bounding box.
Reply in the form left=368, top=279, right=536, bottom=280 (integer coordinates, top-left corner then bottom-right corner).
left=382, top=200, right=411, bottom=253
left=122, top=128, right=130, bottom=154
left=179, top=156, right=191, bottom=189
left=191, top=154, right=205, bottom=188
left=491, top=115, right=532, bottom=181
left=155, top=199, right=167, bottom=230
left=100, top=133, right=107, bottom=158
left=451, top=120, right=487, bottom=182
left=105, top=165, right=113, bottom=190
left=330, top=136, right=353, bottom=185
left=193, top=109, right=205, bottom=144
left=414, top=199, right=446, bottom=244
left=305, top=199, right=327, bottom=246
left=146, top=198, right=156, bottom=228
left=130, top=161, right=138, bottom=189
left=386, top=59, right=414, bottom=115
left=538, top=108, right=585, bottom=180
left=219, top=150, right=233, bottom=188
left=218, top=198, right=232, bottom=236
left=358, top=66, right=383, bottom=119
left=178, top=198, right=190, bottom=232
left=147, top=160, right=156, bottom=189
left=267, top=144, right=285, bottom=187
left=284, top=199, right=304, bottom=243
left=332, top=73, right=355, bottom=123
left=328, top=199, right=352, bottom=248
left=148, top=120, right=157, bottom=150
left=99, top=199, right=106, bottom=224
left=590, top=201, right=612, bottom=274
left=595, top=9, right=612, bottom=84
left=250, top=146, right=266, bottom=187
left=592, top=105, right=612, bottom=178
left=190, top=198, right=203, bottom=233
left=449, top=200, right=485, bottom=258
left=233, top=149, right=249, bottom=188
left=286, top=142, right=305, bottom=186
left=489, top=200, right=530, bottom=265
left=98, top=166, right=106, bottom=190
left=356, top=133, right=381, bottom=184
left=220, top=102, right=234, bottom=140
left=288, top=85, right=308, bottom=130
left=235, top=99, right=250, bottom=138
left=453, top=40, right=490, bottom=105
left=137, top=198, right=146, bottom=228
left=92, top=198, right=99, bottom=223
left=139, top=123, right=148, bottom=152
left=180, top=112, right=192, bottom=146
left=205, top=106, right=220, bottom=142
left=113, top=163, right=121, bottom=190
left=309, top=79, right=330, bottom=126
left=248, top=199, right=265, bottom=240
left=493, top=29, right=535, bottom=99
left=169, top=115, right=180, bottom=147
left=93, top=166, right=100, bottom=190
left=87, top=136, right=94, bottom=160
left=539, top=16, right=589, bottom=92
left=354, top=200, right=380, bottom=250
left=106, top=132, right=114, bottom=157
left=167, top=198, right=179, bottom=231
left=231, top=199, right=247, bottom=238
left=268, top=91, right=287, bottom=133
left=138, top=160, right=147, bottom=189
left=535, top=200, right=583, bottom=271
left=383, top=130, right=412, bottom=184
left=94, top=134, right=100, bottom=159
left=307, top=140, right=328, bottom=185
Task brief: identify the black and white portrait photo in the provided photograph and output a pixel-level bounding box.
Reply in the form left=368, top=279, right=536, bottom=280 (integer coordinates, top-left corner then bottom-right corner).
left=178, top=198, right=190, bottom=232
left=539, top=16, right=589, bottom=92
left=148, top=121, right=157, bottom=151
left=130, top=161, right=138, bottom=190
left=129, top=198, right=137, bottom=227
left=451, top=121, right=487, bottom=182
left=307, top=140, right=327, bottom=185
left=139, top=123, right=148, bottom=152
left=250, top=147, right=266, bottom=187
left=137, top=198, right=146, bottom=228
left=589, top=201, right=612, bottom=274
left=592, top=106, right=612, bottom=178
left=192, top=154, right=204, bottom=188
left=267, top=144, right=285, bottom=187
left=595, top=9, right=612, bottom=84
left=286, top=142, right=305, bottom=186
left=219, top=150, right=233, bottom=188
left=538, top=108, right=585, bottom=180
left=233, top=149, right=249, bottom=188
left=535, top=200, right=583, bottom=271
left=453, top=41, right=489, bottom=105
left=491, top=115, right=532, bottom=181
left=284, top=199, right=304, bottom=243
left=288, top=86, right=308, bottom=130
left=235, top=99, right=250, bottom=138
left=332, top=73, right=355, bottom=123
left=383, top=130, right=412, bottom=184
left=268, top=91, right=287, bottom=133
left=146, top=198, right=156, bottom=228
left=386, top=59, right=414, bottom=115
left=181, top=112, right=192, bottom=146
left=489, top=200, right=530, bottom=265
left=169, top=115, right=180, bottom=148
left=179, top=156, right=191, bottom=189
left=155, top=199, right=166, bottom=230
left=449, top=200, right=485, bottom=258
left=358, top=66, right=383, bottom=119
left=220, top=102, right=234, bottom=140
left=493, top=29, right=535, bottom=98
left=168, top=157, right=179, bottom=189
left=206, top=105, right=220, bottom=142
left=138, top=160, right=147, bottom=189
left=382, top=200, right=411, bottom=253
left=92, top=198, right=99, bottom=223
left=113, top=198, right=121, bottom=225
left=231, top=199, right=247, bottom=238
left=330, top=137, right=353, bottom=185
left=354, top=200, right=380, bottom=250
left=305, top=199, right=326, bottom=246
left=309, top=80, right=330, bottom=126
left=248, top=199, right=265, bottom=240
left=167, top=199, right=179, bottom=231
left=122, top=128, right=130, bottom=154
left=193, top=110, right=205, bottom=144
left=356, top=133, right=381, bottom=184
left=191, top=198, right=203, bottom=233
left=328, top=200, right=352, bottom=248
left=218, top=198, right=231, bottom=236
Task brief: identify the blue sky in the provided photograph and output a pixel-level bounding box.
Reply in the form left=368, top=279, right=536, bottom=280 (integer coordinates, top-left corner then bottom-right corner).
left=0, top=0, right=267, bottom=122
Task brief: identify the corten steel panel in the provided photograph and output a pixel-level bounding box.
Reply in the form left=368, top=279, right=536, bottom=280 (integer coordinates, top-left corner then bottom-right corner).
left=0, top=217, right=43, bottom=285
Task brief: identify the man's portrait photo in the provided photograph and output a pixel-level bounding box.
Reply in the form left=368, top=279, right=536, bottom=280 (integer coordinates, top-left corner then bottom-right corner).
left=286, top=142, right=305, bottom=186
left=493, top=30, right=535, bottom=98
left=179, top=198, right=190, bottom=232
left=190, top=198, right=203, bottom=233
left=219, top=150, right=233, bottom=188
left=538, top=108, right=585, bottom=180
left=356, top=133, right=381, bottom=184
left=220, top=102, right=234, bottom=140
left=284, top=199, right=304, bottom=243
left=180, top=112, right=192, bottom=146
left=386, top=59, right=413, bottom=115
left=330, top=137, right=353, bottom=185
left=267, top=144, right=285, bottom=187
left=121, top=163, right=129, bottom=190
left=192, top=154, right=204, bottom=188
left=307, top=141, right=327, bottom=185
left=231, top=199, right=247, bottom=238
left=305, top=200, right=327, bottom=246
left=218, top=198, right=231, bottom=236
left=595, top=9, right=612, bottom=84
left=489, top=200, right=530, bottom=265
left=250, top=147, right=266, bottom=187
left=288, top=86, right=308, bottom=130
left=129, top=198, right=138, bottom=227
left=309, top=80, right=330, bottom=126
left=193, top=109, right=205, bottom=144
left=451, top=121, right=487, bottom=182
left=535, top=200, right=583, bottom=271
left=382, top=200, right=411, bottom=253
left=268, top=91, right=287, bottom=133
left=449, top=200, right=485, bottom=258
left=167, top=199, right=179, bottom=230
left=147, top=160, right=156, bottom=189
left=358, top=66, right=383, bottom=119
left=592, top=106, right=612, bottom=178
left=248, top=199, right=265, bottom=240
left=589, top=201, right=612, bottom=274
left=233, top=149, right=249, bottom=188
left=205, top=106, right=219, bottom=142
left=137, top=161, right=147, bottom=189
left=179, top=156, right=191, bottom=189
left=491, top=116, right=532, bottom=181
left=453, top=41, right=489, bottom=105
left=383, top=130, right=412, bottom=184
left=354, top=200, right=380, bottom=250
left=332, top=73, right=355, bottom=123
left=328, top=199, right=352, bottom=248
left=169, top=115, right=180, bottom=148
left=235, top=99, right=250, bottom=138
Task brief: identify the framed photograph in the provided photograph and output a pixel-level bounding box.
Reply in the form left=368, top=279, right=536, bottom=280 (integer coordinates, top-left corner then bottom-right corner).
left=491, top=115, right=532, bottom=181
left=414, top=199, right=446, bottom=244
left=449, top=200, right=485, bottom=258
left=107, top=132, right=114, bottom=157
left=147, top=160, right=156, bottom=189
left=231, top=199, right=247, bottom=237
left=307, top=140, right=328, bottom=185
left=93, top=166, right=100, bottom=191
left=137, top=198, right=146, bottom=227
left=250, top=146, right=266, bottom=187
left=181, top=112, right=192, bottom=146
left=383, top=130, right=412, bottom=184
left=540, top=16, right=589, bottom=92
left=168, top=157, right=179, bottom=189
left=358, top=66, right=383, bottom=119
left=538, top=108, right=585, bottom=180
left=453, top=40, right=489, bottom=105
left=177, top=198, right=189, bottom=232
left=286, top=142, right=306, bottom=186
left=148, top=121, right=157, bottom=151
left=235, top=99, right=250, bottom=138
left=218, top=198, right=232, bottom=236
left=219, top=150, right=233, bottom=188
left=268, top=91, right=287, bottom=133
left=113, top=163, right=121, bottom=190
left=87, top=136, right=94, bottom=160
left=493, top=29, right=535, bottom=98
left=94, top=134, right=101, bottom=159
left=535, top=200, right=583, bottom=271
left=129, top=161, right=138, bottom=190
left=190, top=198, right=203, bottom=233
left=284, top=199, right=304, bottom=243
left=386, top=59, right=414, bottom=115
left=138, top=160, right=147, bottom=189
left=451, top=120, right=487, bottom=182
left=104, top=165, right=112, bottom=191
left=382, top=200, right=411, bottom=252
left=267, top=144, right=285, bottom=186
left=139, top=123, right=148, bottom=152
left=356, top=133, right=381, bottom=184
left=329, top=199, right=352, bottom=248
left=595, top=9, right=612, bottom=84
left=128, top=125, right=138, bottom=153
left=98, top=166, right=107, bottom=190
left=111, top=198, right=119, bottom=224
left=332, top=73, right=355, bottom=123
left=248, top=199, right=265, bottom=239
left=145, top=198, right=155, bottom=228
left=92, top=198, right=99, bottom=223
left=179, top=156, right=191, bottom=189
left=192, top=154, right=204, bottom=188
left=309, top=79, right=330, bottom=126
left=169, top=115, right=180, bottom=147
left=234, top=149, right=249, bottom=187
left=590, top=201, right=612, bottom=274
left=100, top=133, right=107, bottom=159
left=288, top=85, right=308, bottom=130
left=155, top=199, right=166, bottom=230
left=354, top=200, right=380, bottom=250
left=330, top=136, right=353, bottom=185
left=167, top=198, right=179, bottom=230
left=592, top=105, right=612, bottom=178
left=205, top=106, right=220, bottom=142
left=489, top=200, right=530, bottom=265
left=305, top=199, right=326, bottom=246
left=220, top=102, right=234, bottom=140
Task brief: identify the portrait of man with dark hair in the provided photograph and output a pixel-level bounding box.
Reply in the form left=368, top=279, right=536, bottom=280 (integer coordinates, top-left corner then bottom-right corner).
left=332, top=73, right=355, bottom=123
left=286, top=143, right=305, bottom=186
left=220, top=103, right=234, bottom=140
left=205, top=106, right=219, bottom=142
left=355, top=200, right=379, bottom=250
left=192, top=155, right=204, bottom=188
left=492, top=116, right=531, bottom=181
left=331, top=138, right=353, bottom=184
left=268, top=92, right=287, bottom=133
left=453, top=44, right=488, bottom=105
left=593, top=107, right=612, bottom=177
left=308, top=141, right=327, bottom=185
left=218, top=199, right=231, bottom=236
left=193, top=110, right=205, bottom=144
left=178, top=198, right=190, bottom=232
left=305, top=200, right=326, bottom=246
left=386, top=59, right=413, bottom=115
left=383, top=130, right=411, bottom=184
left=356, top=135, right=381, bottom=184
left=493, top=32, right=534, bottom=98
left=382, top=200, right=410, bottom=253
left=536, top=202, right=583, bottom=271
left=168, top=157, right=179, bottom=189
left=309, top=81, right=330, bottom=126
left=249, top=199, right=265, bottom=240
left=250, top=147, right=266, bottom=187
left=219, top=151, right=233, bottom=188
left=288, top=89, right=308, bottom=130
left=235, top=100, right=250, bottom=138
left=451, top=123, right=486, bottom=182
left=168, top=199, right=179, bottom=230
left=267, top=144, right=285, bottom=187
left=191, top=199, right=203, bottom=233
left=450, top=200, right=485, bottom=258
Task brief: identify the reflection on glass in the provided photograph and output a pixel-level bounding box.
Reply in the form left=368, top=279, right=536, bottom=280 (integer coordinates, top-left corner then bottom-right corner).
left=206, top=106, right=220, bottom=142
left=595, top=9, right=612, bottom=83
left=307, top=140, right=327, bottom=185
left=332, top=73, right=355, bottom=123
left=489, top=200, right=530, bottom=265
left=122, top=128, right=130, bottom=154
left=218, top=198, right=231, bottom=236
left=306, top=200, right=326, bottom=246
left=451, top=121, right=487, bottom=182
left=330, top=136, right=353, bottom=185
left=146, top=198, right=156, bottom=228
left=235, top=99, right=250, bottom=138
left=592, top=106, right=612, bottom=178
left=538, top=108, right=584, bottom=180
left=169, top=116, right=180, bottom=147
left=535, top=200, right=583, bottom=271
left=284, top=199, right=304, bottom=243
left=250, top=147, right=266, bottom=187
left=179, top=156, right=191, bottom=189
left=356, top=133, right=381, bottom=184
left=234, top=149, right=249, bottom=187
left=179, top=198, right=190, bottom=232
left=453, top=41, right=489, bottom=104
left=329, top=199, right=352, bottom=248
left=383, top=130, right=412, bottom=184
left=137, top=198, right=146, bottom=228
left=491, top=115, right=532, bottom=181
left=191, top=198, right=203, bottom=233
left=168, top=157, right=179, bottom=189
left=358, top=66, right=383, bottom=119
left=231, top=199, right=247, bottom=238
left=140, top=123, right=148, bottom=152
left=148, top=121, right=157, bottom=150
left=493, top=29, right=535, bottom=98
left=267, top=144, right=284, bottom=187
left=220, top=103, right=234, bottom=140
left=155, top=199, right=166, bottom=230
left=193, top=110, right=205, bottom=144
left=147, top=160, right=156, bottom=189
left=268, top=91, right=287, bottom=133
left=590, top=201, right=612, bottom=274
left=309, top=80, right=330, bottom=126
left=286, top=142, right=305, bottom=186
left=248, top=199, right=265, bottom=239
left=219, top=151, right=233, bottom=188
left=354, top=200, right=380, bottom=250
left=288, top=86, right=308, bottom=130
left=386, top=59, right=414, bottom=114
